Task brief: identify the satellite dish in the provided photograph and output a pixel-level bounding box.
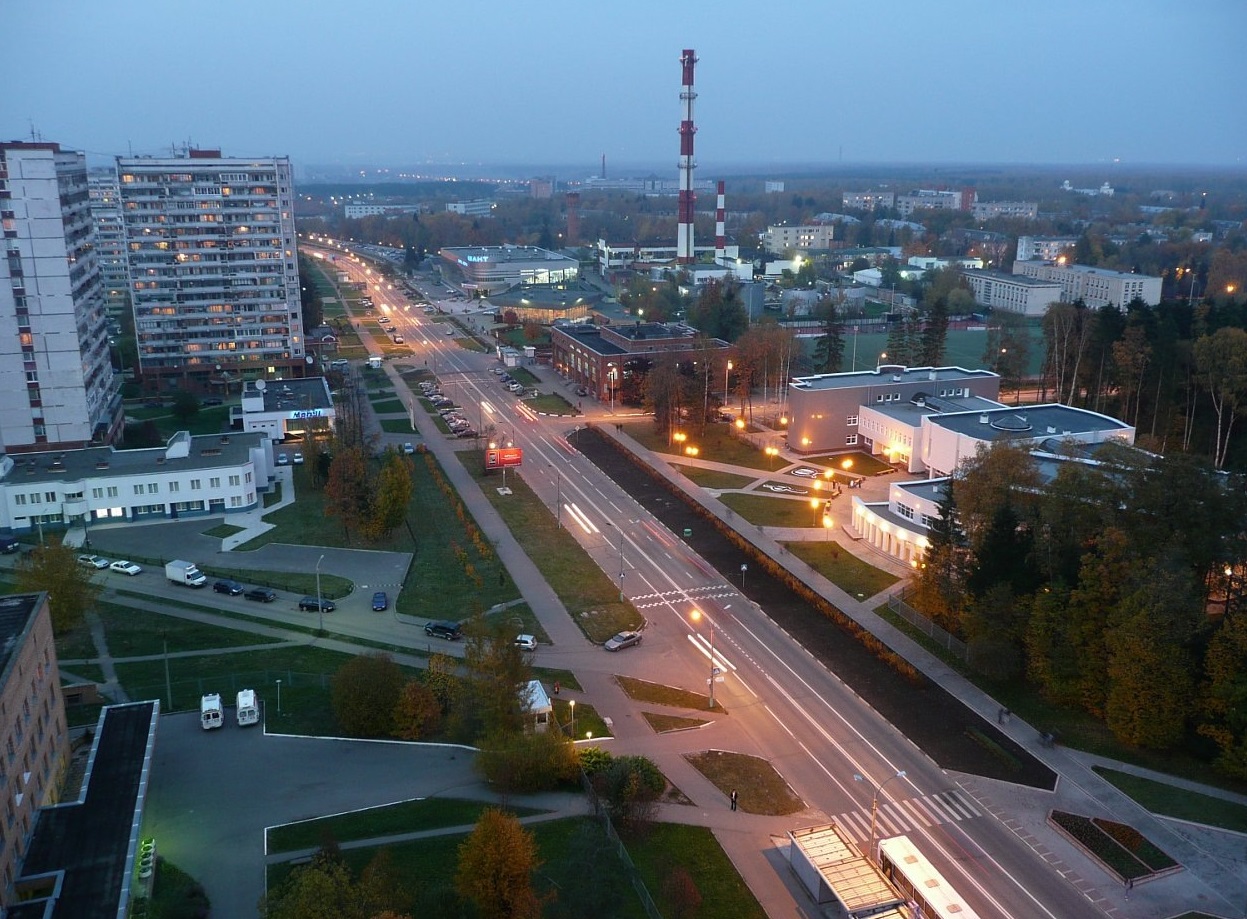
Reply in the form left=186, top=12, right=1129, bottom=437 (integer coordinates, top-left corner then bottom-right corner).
left=305, top=355, right=314, bottom=365
left=255, top=380, right=267, bottom=391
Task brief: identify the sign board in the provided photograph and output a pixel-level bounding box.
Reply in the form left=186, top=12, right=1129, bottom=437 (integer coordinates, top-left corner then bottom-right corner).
left=485, top=447, right=524, bottom=469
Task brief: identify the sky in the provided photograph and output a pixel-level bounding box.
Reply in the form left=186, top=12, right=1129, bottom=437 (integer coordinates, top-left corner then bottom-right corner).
left=5, top=0, right=1247, bottom=175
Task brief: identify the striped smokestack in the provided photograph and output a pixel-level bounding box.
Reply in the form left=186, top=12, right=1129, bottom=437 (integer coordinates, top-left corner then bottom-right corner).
left=715, top=180, right=726, bottom=263
left=676, top=49, right=698, bottom=266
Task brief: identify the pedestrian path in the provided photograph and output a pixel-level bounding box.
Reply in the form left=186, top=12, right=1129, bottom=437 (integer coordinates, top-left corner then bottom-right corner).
left=829, top=790, right=983, bottom=846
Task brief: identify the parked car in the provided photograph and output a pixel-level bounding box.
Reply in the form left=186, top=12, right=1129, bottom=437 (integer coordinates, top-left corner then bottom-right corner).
left=276, top=453, right=289, bottom=465
left=0, top=536, right=21, bottom=554
left=109, top=560, right=142, bottom=576
left=402, top=442, right=416, bottom=455
left=299, top=596, right=336, bottom=613
left=604, top=630, right=643, bottom=652
left=392, top=335, right=404, bottom=344
left=244, top=587, right=277, bottom=603
left=424, top=620, right=462, bottom=640
left=575, top=386, right=589, bottom=397
left=213, top=579, right=244, bottom=595
left=515, top=634, right=537, bottom=651
left=371, top=591, right=389, bottom=612
left=77, top=554, right=110, bottom=569
left=292, top=452, right=304, bottom=465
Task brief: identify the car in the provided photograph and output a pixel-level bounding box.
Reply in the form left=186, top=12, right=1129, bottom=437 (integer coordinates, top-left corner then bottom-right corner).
left=77, top=554, right=110, bottom=569
left=213, top=579, right=245, bottom=595
left=245, top=587, right=277, bottom=603
left=515, top=634, right=537, bottom=651
left=402, top=442, right=416, bottom=455
left=424, top=619, right=462, bottom=640
left=299, top=596, right=336, bottom=613
left=276, top=453, right=289, bottom=465
left=0, top=536, right=21, bottom=554
left=604, top=630, right=643, bottom=652
left=392, top=335, right=404, bottom=344
left=456, top=428, right=478, bottom=438
left=378, top=316, right=391, bottom=324
left=109, top=560, right=142, bottom=576
left=575, top=386, right=589, bottom=397
left=490, top=366, right=503, bottom=374
left=292, top=452, right=304, bottom=465
left=371, top=591, right=389, bottom=612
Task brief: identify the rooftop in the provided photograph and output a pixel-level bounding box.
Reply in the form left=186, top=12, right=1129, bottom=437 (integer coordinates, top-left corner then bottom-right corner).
left=242, top=377, right=333, bottom=413
left=551, top=325, right=626, bottom=355
left=895, top=478, right=952, bottom=503
left=491, top=283, right=603, bottom=310
left=962, top=269, right=1063, bottom=287
left=0, top=432, right=266, bottom=487
left=1014, top=260, right=1157, bottom=281
left=870, top=393, right=1003, bottom=425
left=441, top=245, right=576, bottom=265
left=791, top=365, right=999, bottom=393
left=12, top=702, right=159, bottom=919
left=609, top=321, right=698, bottom=342
left=0, top=594, right=43, bottom=687
left=926, top=403, right=1133, bottom=440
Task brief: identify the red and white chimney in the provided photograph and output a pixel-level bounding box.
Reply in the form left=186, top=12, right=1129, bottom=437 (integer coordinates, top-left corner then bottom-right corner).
left=677, top=49, right=698, bottom=266
left=714, top=180, right=726, bottom=264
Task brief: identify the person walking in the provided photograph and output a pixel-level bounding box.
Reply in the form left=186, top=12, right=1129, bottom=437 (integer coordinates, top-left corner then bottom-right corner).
left=730, top=789, right=738, bottom=811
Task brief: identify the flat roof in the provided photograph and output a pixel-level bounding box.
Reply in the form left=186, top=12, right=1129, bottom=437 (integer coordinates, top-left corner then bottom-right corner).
left=0, top=432, right=266, bottom=487
left=609, top=321, right=697, bottom=342
left=870, top=394, right=1003, bottom=424
left=894, top=478, right=951, bottom=503
left=243, top=377, right=333, bottom=413
left=788, top=824, right=902, bottom=915
left=0, top=594, right=43, bottom=686
left=491, top=283, right=602, bottom=309
left=792, top=365, right=998, bottom=393
left=12, top=702, right=159, bottom=919
left=927, top=404, right=1132, bottom=440
left=1014, top=260, right=1157, bottom=281
left=441, top=245, right=576, bottom=265
left=552, top=326, right=626, bottom=355
left=963, top=269, right=1063, bottom=287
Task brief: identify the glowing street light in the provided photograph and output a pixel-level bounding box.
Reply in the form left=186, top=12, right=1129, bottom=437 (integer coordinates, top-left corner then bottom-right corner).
left=690, top=609, right=717, bottom=709
left=854, top=770, right=907, bottom=863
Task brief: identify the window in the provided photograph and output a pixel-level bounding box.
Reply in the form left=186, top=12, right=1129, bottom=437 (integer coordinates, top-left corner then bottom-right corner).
left=846, top=434, right=858, bottom=446
left=44, top=492, right=55, bottom=503
left=107, top=486, right=118, bottom=498
left=133, top=484, right=144, bottom=496
left=209, top=477, right=221, bottom=488
left=228, top=475, right=240, bottom=487
left=91, top=487, right=103, bottom=499
left=897, top=504, right=915, bottom=520
left=190, top=479, right=201, bottom=490
left=245, top=471, right=252, bottom=484
left=846, top=414, right=858, bottom=426
left=14, top=494, right=24, bottom=506
left=169, top=481, right=179, bottom=493
left=147, top=483, right=158, bottom=494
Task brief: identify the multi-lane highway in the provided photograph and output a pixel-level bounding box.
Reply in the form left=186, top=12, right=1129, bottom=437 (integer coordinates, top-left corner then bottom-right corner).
left=310, top=244, right=1106, bottom=919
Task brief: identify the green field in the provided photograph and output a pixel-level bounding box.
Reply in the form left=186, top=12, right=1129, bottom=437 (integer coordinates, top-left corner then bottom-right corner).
left=783, top=541, right=901, bottom=599
left=719, top=493, right=824, bottom=528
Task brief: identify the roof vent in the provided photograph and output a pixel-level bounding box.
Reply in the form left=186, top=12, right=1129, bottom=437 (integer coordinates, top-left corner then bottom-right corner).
left=156, top=456, right=165, bottom=464
left=95, top=461, right=109, bottom=470
left=979, top=414, right=990, bottom=424
left=1047, top=426, right=1056, bottom=434
left=892, top=375, right=902, bottom=382
left=219, top=436, right=230, bottom=445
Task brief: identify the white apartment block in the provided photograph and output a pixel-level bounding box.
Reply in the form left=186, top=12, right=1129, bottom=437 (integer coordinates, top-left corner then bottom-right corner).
left=971, top=200, right=1038, bottom=220
left=116, top=150, right=303, bottom=393
left=763, top=224, right=835, bottom=254
left=88, top=169, right=130, bottom=317
left=842, top=190, right=895, bottom=211
left=344, top=203, right=422, bottom=218
left=962, top=269, right=1063, bottom=317
left=0, top=143, right=121, bottom=454
left=1016, top=235, right=1077, bottom=262
left=896, top=189, right=970, bottom=217
left=446, top=199, right=496, bottom=217
left=1012, top=260, right=1162, bottom=308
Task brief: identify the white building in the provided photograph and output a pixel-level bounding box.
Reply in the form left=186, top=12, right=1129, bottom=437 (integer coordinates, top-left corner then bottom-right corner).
left=344, top=203, right=422, bottom=219
left=961, top=269, right=1063, bottom=317
left=1015, top=236, right=1078, bottom=262
left=764, top=180, right=786, bottom=193
left=237, top=376, right=335, bottom=442
left=446, top=199, right=496, bottom=217
left=971, top=200, right=1038, bottom=220
left=0, top=142, right=122, bottom=454
left=842, top=190, right=895, bottom=211
left=596, top=238, right=739, bottom=274
left=439, top=245, right=579, bottom=296
left=0, top=430, right=271, bottom=534
left=906, top=256, right=983, bottom=272
left=763, top=224, right=835, bottom=255
left=896, top=189, right=970, bottom=217
left=88, top=168, right=130, bottom=318
left=117, top=150, right=304, bottom=392
left=1012, top=260, right=1162, bottom=307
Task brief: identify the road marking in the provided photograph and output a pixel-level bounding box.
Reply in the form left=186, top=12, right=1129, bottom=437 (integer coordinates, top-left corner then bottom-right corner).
left=831, top=791, right=983, bottom=845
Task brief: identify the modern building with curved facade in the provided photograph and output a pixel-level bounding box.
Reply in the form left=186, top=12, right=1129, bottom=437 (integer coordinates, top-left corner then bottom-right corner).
left=438, top=245, right=578, bottom=296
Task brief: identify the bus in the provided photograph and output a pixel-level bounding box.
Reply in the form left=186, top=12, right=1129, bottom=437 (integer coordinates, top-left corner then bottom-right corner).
left=877, top=835, right=983, bottom=919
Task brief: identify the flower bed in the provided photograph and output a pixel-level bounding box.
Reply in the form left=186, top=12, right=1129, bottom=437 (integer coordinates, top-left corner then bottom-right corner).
left=1049, top=810, right=1161, bottom=881
left=1092, top=817, right=1178, bottom=871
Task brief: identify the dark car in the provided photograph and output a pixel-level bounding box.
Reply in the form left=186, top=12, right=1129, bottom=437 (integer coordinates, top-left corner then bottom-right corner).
left=299, top=596, right=336, bottom=613
left=371, top=591, right=389, bottom=612
left=213, top=579, right=244, bottom=596
left=424, top=620, right=462, bottom=640
left=244, top=587, right=277, bottom=603
left=0, top=536, right=20, bottom=554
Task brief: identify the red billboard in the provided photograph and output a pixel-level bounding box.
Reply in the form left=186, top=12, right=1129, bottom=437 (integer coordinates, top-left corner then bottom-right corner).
left=485, top=447, right=523, bottom=469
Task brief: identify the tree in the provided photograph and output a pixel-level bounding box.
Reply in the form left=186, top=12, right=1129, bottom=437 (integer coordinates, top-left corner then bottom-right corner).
left=170, top=390, right=201, bottom=422
left=593, top=755, right=665, bottom=834
left=16, top=543, right=100, bottom=634
left=917, top=299, right=949, bottom=366
left=983, top=310, right=1030, bottom=397
left=331, top=652, right=404, bottom=737
left=811, top=295, right=845, bottom=374
left=475, top=727, right=578, bottom=793
left=393, top=679, right=442, bottom=741
left=324, top=445, right=370, bottom=539
left=1193, top=327, right=1247, bottom=468
left=261, top=847, right=401, bottom=919
left=362, top=450, right=412, bottom=542
left=1041, top=301, right=1095, bottom=404
left=1111, top=323, right=1151, bottom=426
left=1200, top=609, right=1247, bottom=778
left=644, top=361, right=693, bottom=439
left=456, top=621, right=533, bottom=740
left=455, top=808, right=544, bottom=919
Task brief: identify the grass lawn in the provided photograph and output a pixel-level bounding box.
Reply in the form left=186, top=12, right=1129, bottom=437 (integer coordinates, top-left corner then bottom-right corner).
left=150, top=405, right=232, bottom=440
left=57, top=601, right=269, bottom=662
left=719, top=492, right=822, bottom=528
left=803, top=450, right=893, bottom=477
left=622, top=421, right=772, bottom=470
left=552, top=698, right=611, bottom=740
left=525, top=393, right=576, bottom=415
left=267, top=797, right=547, bottom=853
left=379, top=417, right=418, bottom=433
left=783, top=542, right=900, bottom=599
left=1093, top=767, right=1247, bottom=833
left=673, top=466, right=757, bottom=490
left=62, top=664, right=105, bottom=684
left=508, top=366, right=540, bottom=386
left=454, top=336, right=487, bottom=352
left=148, top=859, right=210, bottom=919
left=642, top=711, right=711, bottom=733
left=632, top=823, right=768, bottom=919
left=369, top=398, right=406, bottom=413
left=684, top=750, right=804, bottom=816
left=201, top=523, right=245, bottom=539
left=459, top=450, right=642, bottom=643
left=616, top=675, right=716, bottom=712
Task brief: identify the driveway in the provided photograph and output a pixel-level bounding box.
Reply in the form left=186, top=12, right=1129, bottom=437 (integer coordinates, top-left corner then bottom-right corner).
left=143, top=712, right=483, bottom=917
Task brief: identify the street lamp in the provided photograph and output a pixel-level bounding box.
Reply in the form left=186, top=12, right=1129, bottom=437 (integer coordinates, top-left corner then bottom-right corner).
left=810, top=497, right=821, bottom=526
left=740, top=564, right=748, bottom=588
left=854, top=770, right=907, bottom=863
left=315, top=554, right=325, bottom=633
left=690, top=609, right=717, bottom=709
left=765, top=445, right=779, bottom=469
left=724, top=359, right=733, bottom=401
left=275, top=679, right=282, bottom=715
left=569, top=699, right=575, bottom=737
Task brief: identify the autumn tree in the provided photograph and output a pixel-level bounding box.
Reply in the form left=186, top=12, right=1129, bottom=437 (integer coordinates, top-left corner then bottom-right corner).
left=331, top=652, right=404, bottom=737
left=1041, top=301, right=1095, bottom=404
left=1199, top=609, right=1247, bottom=778
left=455, top=808, right=544, bottom=919
left=393, top=679, right=442, bottom=741
left=475, top=727, right=578, bottom=793
left=593, top=754, right=665, bottom=835
left=644, top=361, right=693, bottom=439
left=262, top=847, right=405, bottom=919
left=362, top=450, right=413, bottom=542
left=424, top=652, right=459, bottom=714
left=1193, top=326, right=1247, bottom=468
left=324, top=444, right=370, bottom=539
left=16, top=542, right=100, bottom=634
left=454, top=620, right=533, bottom=741
left=983, top=310, right=1030, bottom=398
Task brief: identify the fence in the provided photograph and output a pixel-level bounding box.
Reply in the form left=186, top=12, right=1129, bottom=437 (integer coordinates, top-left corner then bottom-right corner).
left=128, top=670, right=330, bottom=714
left=886, top=592, right=968, bottom=662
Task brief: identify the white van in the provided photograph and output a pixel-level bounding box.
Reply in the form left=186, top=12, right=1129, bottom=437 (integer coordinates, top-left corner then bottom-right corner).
left=200, top=693, right=223, bottom=730
left=236, top=689, right=259, bottom=727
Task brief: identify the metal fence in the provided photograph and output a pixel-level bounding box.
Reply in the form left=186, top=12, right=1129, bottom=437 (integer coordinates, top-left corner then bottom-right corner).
left=886, top=592, right=968, bottom=661
left=576, top=771, right=664, bottom=919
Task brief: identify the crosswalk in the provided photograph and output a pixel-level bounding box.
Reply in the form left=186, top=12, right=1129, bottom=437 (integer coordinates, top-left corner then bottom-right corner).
left=631, top=585, right=739, bottom=610
left=832, top=790, right=982, bottom=845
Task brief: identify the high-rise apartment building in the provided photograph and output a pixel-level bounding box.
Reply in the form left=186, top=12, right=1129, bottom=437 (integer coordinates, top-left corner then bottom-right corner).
left=88, top=168, right=130, bottom=318
left=0, top=142, right=121, bottom=453
left=116, top=149, right=304, bottom=392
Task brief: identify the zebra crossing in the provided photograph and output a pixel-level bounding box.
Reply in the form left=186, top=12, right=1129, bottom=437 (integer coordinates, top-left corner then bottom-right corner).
left=631, top=585, right=738, bottom=610
left=832, top=790, right=982, bottom=845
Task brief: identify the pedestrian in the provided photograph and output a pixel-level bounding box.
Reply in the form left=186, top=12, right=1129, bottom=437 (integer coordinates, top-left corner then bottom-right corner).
left=997, top=706, right=1005, bottom=724
left=553, top=680, right=560, bottom=695
left=730, top=789, right=738, bottom=811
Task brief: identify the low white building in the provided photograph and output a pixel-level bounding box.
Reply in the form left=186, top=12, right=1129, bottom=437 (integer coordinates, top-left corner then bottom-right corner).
left=906, top=256, right=983, bottom=272
left=238, top=377, right=335, bottom=443
left=962, top=269, right=1064, bottom=317
left=1012, top=261, right=1162, bottom=308
left=0, top=431, right=271, bottom=534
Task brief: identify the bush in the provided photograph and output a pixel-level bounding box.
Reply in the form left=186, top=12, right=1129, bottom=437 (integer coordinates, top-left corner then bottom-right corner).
left=393, top=680, right=442, bottom=741
left=595, top=755, right=665, bottom=834
left=476, top=729, right=579, bottom=794
left=330, top=653, right=404, bottom=737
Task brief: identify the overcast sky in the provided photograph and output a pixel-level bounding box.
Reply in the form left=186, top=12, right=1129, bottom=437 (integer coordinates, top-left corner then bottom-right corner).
left=5, top=0, right=1245, bottom=174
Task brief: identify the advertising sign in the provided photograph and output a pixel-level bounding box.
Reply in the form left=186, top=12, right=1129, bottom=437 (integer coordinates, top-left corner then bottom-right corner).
left=485, top=447, right=523, bottom=469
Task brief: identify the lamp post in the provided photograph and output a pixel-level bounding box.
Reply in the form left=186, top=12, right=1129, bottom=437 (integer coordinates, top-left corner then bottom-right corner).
left=854, top=770, right=907, bottom=863
left=569, top=699, right=575, bottom=737
left=740, top=564, right=748, bottom=589
left=617, top=526, right=626, bottom=600
left=315, top=554, right=325, bottom=634
left=724, top=359, right=733, bottom=402
left=765, top=445, right=779, bottom=469
left=691, top=609, right=717, bottom=709
left=275, top=679, right=282, bottom=715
